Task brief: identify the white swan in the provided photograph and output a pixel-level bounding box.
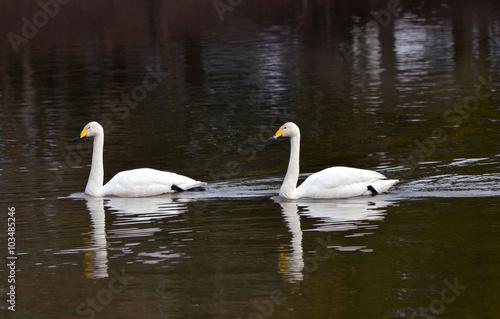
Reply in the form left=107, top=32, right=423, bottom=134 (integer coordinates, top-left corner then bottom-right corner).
left=73, top=121, right=206, bottom=197
left=268, top=122, right=398, bottom=199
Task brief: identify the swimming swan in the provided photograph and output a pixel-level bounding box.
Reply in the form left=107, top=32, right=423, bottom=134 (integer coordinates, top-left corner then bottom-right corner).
left=73, top=121, right=206, bottom=197
left=268, top=122, right=398, bottom=199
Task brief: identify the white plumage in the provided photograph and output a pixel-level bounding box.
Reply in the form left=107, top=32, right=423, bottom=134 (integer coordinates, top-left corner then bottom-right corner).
left=74, top=122, right=206, bottom=197
left=269, top=122, right=398, bottom=199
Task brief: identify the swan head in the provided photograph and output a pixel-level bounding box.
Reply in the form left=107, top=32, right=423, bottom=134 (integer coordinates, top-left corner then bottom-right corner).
left=73, top=121, right=104, bottom=141
left=268, top=122, right=300, bottom=141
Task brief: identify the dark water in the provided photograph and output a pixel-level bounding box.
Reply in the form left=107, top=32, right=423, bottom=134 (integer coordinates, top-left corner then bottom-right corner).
left=1, top=1, right=500, bottom=318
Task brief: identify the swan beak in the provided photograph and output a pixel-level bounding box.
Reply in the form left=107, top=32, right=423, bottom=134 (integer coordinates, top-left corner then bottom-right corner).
left=268, top=128, right=284, bottom=141
left=73, top=128, right=88, bottom=141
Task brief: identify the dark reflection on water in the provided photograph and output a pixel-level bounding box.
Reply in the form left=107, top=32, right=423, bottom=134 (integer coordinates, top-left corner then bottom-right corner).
left=1, top=0, right=500, bottom=318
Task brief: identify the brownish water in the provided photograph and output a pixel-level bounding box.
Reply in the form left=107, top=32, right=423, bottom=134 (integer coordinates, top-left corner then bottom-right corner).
left=1, top=1, right=500, bottom=318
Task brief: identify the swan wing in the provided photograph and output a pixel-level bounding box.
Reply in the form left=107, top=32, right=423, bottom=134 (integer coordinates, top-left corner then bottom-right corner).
left=102, top=168, right=206, bottom=197
left=296, top=166, right=396, bottom=198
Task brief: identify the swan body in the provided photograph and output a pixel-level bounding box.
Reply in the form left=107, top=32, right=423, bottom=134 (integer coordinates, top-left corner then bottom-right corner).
left=268, top=122, right=398, bottom=199
left=74, top=121, right=206, bottom=197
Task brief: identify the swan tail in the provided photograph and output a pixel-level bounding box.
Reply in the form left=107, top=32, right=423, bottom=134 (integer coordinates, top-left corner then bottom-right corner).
left=172, top=182, right=207, bottom=192
left=367, top=185, right=378, bottom=195
left=368, top=179, right=399, bottom=195
left=171, top=185, right=185, bottom=192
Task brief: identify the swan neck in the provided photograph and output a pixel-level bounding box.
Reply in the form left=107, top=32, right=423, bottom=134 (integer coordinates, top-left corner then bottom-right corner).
left=86, top=134, right=104, bottom=196
left=280, top=135, right=300, bottom=198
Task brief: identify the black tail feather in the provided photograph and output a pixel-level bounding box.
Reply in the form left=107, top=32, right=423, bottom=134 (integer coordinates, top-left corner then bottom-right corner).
left=171, top=185, right=206, bottom=192
left=367, top=185, right=378, bottom=195
left=171, top=185, right=185, bottom=192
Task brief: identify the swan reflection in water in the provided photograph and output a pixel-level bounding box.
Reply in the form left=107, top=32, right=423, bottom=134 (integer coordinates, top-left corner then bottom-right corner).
left=84, top=197, right=108, bottom=279
left=277, top=197, right=398, bottom=283
left=81, top=194, right=190, bottom=279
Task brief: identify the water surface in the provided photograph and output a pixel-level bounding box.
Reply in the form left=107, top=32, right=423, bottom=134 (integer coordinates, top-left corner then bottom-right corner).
left=1, top=1, right=500, bottom=318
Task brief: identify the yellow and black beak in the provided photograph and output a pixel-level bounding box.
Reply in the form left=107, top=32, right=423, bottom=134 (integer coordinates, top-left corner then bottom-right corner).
left=73, top=128, right=88, bottom=142
left=268, top=128, right=284, bottom=142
